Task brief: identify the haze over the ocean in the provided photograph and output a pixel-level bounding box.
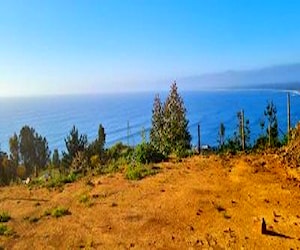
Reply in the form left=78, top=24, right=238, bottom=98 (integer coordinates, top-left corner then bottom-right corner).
left=1, top=0, right=300, bottom=96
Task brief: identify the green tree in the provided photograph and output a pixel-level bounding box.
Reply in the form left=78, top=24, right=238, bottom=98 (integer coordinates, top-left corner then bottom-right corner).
left=162, top=81, right=191, bottom=156
left=19, top=126, right=50, bottom=177
left=255, top=101, right=279, bottom=148
left=52, top=149, right=60, bottom=169
left=88, top=124, right=106, bottom=164
left=150, top=94, right=164, bottom=153
left=34, top=134, right=50, bottom=171
left=218, top=123, right=226, bottom=148
left=0, top=152, right=15, bottom=185
left=0, top=151, right=8, bottom=185
left=62, top=126, right=88, bottom=169
left=9, top=133, right=19, bottom=168
left=97, top=124, right=106, bottom=162
left=225, top=111, right=251, bottom=152
left=264, top=101, right=279, bottom=146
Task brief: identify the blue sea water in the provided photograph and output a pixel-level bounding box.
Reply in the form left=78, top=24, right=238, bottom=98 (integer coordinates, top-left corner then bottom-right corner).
left=0, top=90, right=299, bottom=154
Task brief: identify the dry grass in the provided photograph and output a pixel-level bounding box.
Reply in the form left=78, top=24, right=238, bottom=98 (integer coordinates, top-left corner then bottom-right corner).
left=0, top=153, right=300, bottom=249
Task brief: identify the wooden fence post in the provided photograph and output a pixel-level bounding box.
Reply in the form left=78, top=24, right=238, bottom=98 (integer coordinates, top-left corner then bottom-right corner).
left=197, top=123, right=201, bottom=154
left=287, top=92, right=291, bottom=142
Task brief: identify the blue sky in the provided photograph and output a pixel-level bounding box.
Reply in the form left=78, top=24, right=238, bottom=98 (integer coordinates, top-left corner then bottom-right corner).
left=1, top=0, right=300, bottom=96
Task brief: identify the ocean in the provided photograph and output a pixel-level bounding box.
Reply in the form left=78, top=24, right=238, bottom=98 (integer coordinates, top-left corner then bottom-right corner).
left=0, top=90, right=299, bottom=154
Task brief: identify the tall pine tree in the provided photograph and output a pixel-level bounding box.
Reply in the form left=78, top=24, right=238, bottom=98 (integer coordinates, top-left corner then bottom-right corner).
left=163, top=81, right=191, bottom=155
left=150, top=94, right=164, bottom=153
left=150, top=82, right=191, bottom=156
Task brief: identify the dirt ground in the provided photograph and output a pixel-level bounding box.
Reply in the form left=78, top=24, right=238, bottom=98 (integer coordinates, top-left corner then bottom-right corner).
left=0, top=153, right=300, bottom=249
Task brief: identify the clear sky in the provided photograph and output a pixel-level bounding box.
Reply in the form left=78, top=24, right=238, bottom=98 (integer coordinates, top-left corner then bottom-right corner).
left=1, top=0, right=300, bottom=96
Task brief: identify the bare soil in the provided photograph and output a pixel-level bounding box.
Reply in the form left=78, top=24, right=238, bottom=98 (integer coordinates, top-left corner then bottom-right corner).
left=0, top=153, right=300, bottom=249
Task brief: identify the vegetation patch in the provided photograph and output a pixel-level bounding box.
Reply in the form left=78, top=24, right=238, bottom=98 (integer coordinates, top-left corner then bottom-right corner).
left=134, top=142, right=165, bottom=164
left=0, top=224, right=14, bottom=236
left=44, top=206, right=71, bottom=218
left=79, top=194, right=94, bottom=207
left=45, top=173, right=78, bottom=188
left=0, top=212, right=11, bottom=223
left=125, top=164, right=159, bottom=180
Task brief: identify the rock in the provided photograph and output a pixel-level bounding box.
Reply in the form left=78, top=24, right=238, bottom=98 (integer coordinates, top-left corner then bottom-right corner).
left=261, top=218, right=267, bottom=234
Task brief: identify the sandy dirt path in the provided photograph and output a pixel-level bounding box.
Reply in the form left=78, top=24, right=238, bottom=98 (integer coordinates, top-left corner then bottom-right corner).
left=0, top=154, right=300, bottom=249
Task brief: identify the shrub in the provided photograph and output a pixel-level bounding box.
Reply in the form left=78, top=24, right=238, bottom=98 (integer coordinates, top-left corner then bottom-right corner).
left=0, top=212, right=11, bottom=223
left=0, top=224, right=13, bottom=236
left=79, top=194, right=89, bottom=203
left=125, top=164, right=159, bottom=180
left=45, top=172, right=78, bottom=188
left=134, top=142, right=165, bottom=164
left=63, top=172, right=77, bottom=183
left=174, top=146, right=194, bottom=159
left=44, top=206, right=70, bottom=218
left=253, top=136, right=268, bottom=151
left=90, top=155, right=100, bottom=169
left=26, top=177, right=42, bottom=187
left=79, top=194, right=93, bottom=207
left=70, top=151, right=89, bottom=174
left=106, top=143, right=133, bottom=162
left=103, top=157, right=129, bottom=174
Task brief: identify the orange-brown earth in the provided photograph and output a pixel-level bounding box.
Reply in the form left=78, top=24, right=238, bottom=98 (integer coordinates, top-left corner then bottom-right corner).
left=0, top=153, right=300, bottom=249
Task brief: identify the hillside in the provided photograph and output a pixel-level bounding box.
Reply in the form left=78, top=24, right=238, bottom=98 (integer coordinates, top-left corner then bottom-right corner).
left=0, top=150, right=300, bottom=249
left=179, top=63, right=300, bottom=90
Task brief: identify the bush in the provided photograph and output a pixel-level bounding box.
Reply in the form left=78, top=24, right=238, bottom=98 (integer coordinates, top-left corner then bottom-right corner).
left=174, top=146, right=194, bottom=159
left=134, top=142, right=165, bottom=164
left=125, top=164, right=159, bottom=180
left=103, top=161, right=122, bottom=174
left=253, top=136, right=268, bottom=151
left=0, top=212, right=11, bottom=223
left=63, top=172, right=77, bottom=183
left=90, top=155, right=101, bottom=169
left=44, top=206, right=70, bottom=218
left=106, top=143, right=133, bottom=162
left=0, top=224, right=13, bottom=236
left=70, top=151, right=89, bottom=174
left=79, top=194, right=93, bottom=207
left=45, top=172, right=78, bottom=188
